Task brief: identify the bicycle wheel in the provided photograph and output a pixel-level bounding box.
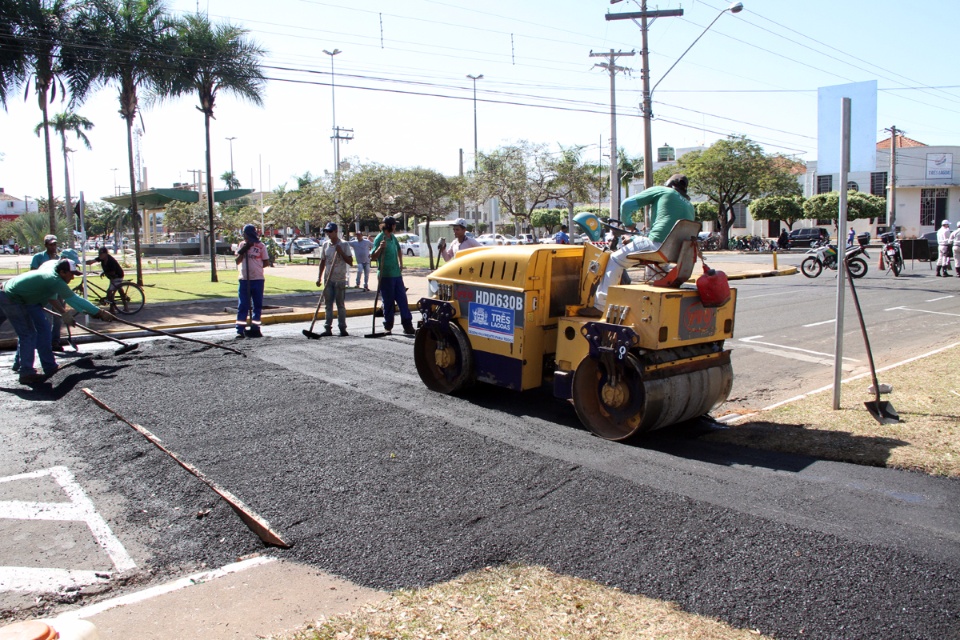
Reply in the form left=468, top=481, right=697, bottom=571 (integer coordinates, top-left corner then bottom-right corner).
left=800, top=257, right=822, bottom=278
left=115, top=282, right=145, bottom=315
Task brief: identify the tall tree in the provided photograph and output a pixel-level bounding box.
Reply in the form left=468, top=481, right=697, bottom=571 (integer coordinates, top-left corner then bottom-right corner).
left=34, top=111, right=93, bottom=245
left=657, top=136, right=772, bottom=249
left=617, top=148, right=642, bottom=199
left=220, top=170, right=240, bottom=190
left=0, top=0, right=27, bottom=110
left=548, top=144, right=596, bottom=232
left=72, top=0, right=173, bottom=285
left=475, top=141, right=554, bottom=233
left=165, top=13, right=266, bottom=282
left=749, top=195, right=804, bottom=231
left=14, top=0, right=78, bottom=233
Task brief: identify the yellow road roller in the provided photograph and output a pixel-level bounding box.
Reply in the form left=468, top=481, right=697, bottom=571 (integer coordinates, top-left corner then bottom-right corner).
left=414, top=220, right=736, bottom=441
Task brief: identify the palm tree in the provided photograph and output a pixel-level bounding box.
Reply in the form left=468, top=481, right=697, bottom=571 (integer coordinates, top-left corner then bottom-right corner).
left=220, top=170, right=240, bottom=190
left=0, top=0, right=27, bottom=110
left=35, top=111, right=93, bottom=245
left=71, top=0, right=172, bottom=286
left=13, top=0, right=78, bottom=234
left=165, top=13, right=266, bottom=282
left=617, top=149, right=642, bottom=199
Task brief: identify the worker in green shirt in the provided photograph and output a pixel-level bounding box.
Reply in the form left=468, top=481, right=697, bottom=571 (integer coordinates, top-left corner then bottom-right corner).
left=371, top=216, right=415, bottom=335
left=0, top=259, right=111, bottom=385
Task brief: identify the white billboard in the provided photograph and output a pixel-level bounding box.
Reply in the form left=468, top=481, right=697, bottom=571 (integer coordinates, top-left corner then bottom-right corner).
left=817, top=81, right=878, bottom=174
left=926, top=153, right=953, bottom=181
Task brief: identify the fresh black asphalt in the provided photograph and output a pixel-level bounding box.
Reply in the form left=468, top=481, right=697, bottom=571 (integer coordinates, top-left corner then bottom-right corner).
left=9, top=333, right=960, bottom=639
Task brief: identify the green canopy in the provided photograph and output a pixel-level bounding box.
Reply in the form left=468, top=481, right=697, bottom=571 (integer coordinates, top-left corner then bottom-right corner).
left=103, top=188, right=253, bottom=208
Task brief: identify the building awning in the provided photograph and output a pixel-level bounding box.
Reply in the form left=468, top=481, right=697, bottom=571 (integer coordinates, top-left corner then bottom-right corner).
left=103, top=188, right=253, bottom=208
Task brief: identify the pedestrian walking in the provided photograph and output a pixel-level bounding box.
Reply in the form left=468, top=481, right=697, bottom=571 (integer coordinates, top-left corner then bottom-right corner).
left=371, top=216, right=415, bottom=335
left=317, top=222, right=353, bottom=337
left=235, top=224, right=271, bottom=338
left=936, top=220, right=952, bottom=277
left=348, top=232, right=373, bottom=290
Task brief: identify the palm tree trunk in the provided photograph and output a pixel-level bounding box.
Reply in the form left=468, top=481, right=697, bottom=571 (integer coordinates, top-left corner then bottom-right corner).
left=126, top=118, right=143, bottom=285
left=61, top=133, right=74, bottom=248
left=205, top=111, right=218, bottom=282
left=40, top=92, right=56, bottom=235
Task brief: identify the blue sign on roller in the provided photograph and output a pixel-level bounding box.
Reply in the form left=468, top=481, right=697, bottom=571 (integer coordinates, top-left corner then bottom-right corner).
left=468, top=302, right=515, bottom=343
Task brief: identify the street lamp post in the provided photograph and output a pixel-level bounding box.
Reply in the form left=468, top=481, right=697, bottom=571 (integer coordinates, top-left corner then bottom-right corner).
left=608, top=1, right=743, bottom=189
left=225, top=136, right=237, bottom=176
left=324, top=48, right=343, bottom=225
left=466, top=74, right=483, bottom=170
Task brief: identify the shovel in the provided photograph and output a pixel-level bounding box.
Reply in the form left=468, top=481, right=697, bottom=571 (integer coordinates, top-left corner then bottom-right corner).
left=845, top=267, right=899, bottom=424
left=302, top=289, right=326, bottom=339
left=45, top=308, right=139, bottom=356
left=365, top=257, right=391, bottom=339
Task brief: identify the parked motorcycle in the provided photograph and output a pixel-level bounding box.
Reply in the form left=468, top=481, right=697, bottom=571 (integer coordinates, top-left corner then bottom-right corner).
left=878, top=231, right=904, bottom=277
left=801, top=241, right=869, bottom=279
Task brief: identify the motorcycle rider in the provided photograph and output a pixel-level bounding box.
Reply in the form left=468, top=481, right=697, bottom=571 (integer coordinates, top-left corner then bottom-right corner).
left=936, top=220, right=952, bottom=277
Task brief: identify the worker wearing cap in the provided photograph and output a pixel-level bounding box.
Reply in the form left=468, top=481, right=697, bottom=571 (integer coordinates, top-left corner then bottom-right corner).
left=371, top=216, right=416, bottom=335
left=0, top=259, right=111, bottom=385
left=438, top=218, right=482, bottom=262
left=594, top=174, right=695, bottom=310
left=317, top=222, right=354, bottom=337
left=937, top=219, right=953, bottom=277
left=30, top=234, right=66, bottom=351
left=30, top=234, right=60, bottom=270
left=235, top=224, right=271, bottom=338
left=951, top=221, right=960, bottom=278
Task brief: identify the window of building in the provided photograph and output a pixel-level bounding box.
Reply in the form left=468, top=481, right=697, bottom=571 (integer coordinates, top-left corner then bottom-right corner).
left=847, top=181, right=859, bottom=192
left=870, top=172, right=887, bottom=197
left=920, top=188, right=948, bottom=226
left=732, top=202, right=747, bottom=228
left=817, top=175, right=833, bottom=194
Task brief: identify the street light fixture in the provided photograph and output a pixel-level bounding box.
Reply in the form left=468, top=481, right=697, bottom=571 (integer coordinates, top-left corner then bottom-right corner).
left=466, top=74, right=483, bottom=170
left=608, top=1, right=743, bottom=190
left=225, top=136, right=237, bottom=176
left=324, top=48, right=343, bottom=225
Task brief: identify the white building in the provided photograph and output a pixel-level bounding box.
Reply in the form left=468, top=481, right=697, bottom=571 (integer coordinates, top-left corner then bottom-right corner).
left=0, top=189, right=40, bottom=221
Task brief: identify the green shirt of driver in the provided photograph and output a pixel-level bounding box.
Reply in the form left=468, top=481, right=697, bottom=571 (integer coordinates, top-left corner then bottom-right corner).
left=620, top=186, right=695, bottom=244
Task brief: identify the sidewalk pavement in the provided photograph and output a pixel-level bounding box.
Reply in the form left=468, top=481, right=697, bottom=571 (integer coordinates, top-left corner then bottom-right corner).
left=0, top=260, right=796, bottom=346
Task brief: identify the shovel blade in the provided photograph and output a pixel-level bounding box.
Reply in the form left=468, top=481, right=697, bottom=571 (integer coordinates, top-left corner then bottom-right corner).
left=302, top=330, right=324, bottom=339
left=865, top=400, right=900, bottom=424
left=364, top=332, right=390, bottom=339
left=114, top=343, right=139, bottom=356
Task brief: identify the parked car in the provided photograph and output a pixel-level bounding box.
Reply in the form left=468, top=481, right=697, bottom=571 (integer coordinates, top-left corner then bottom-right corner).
left=477, top=233, right=507, bottom=246
left=1, top=245, right=13, bottom=254
left=398, top=234, right=421, bottom=256
left=518, top=233, right=537, bottom=245
left=787, top=227, right=829, bottom=248
left=285, top=238, right=320, bottom=254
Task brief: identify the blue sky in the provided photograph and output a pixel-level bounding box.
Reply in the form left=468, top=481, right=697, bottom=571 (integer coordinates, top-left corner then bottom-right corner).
left=3, top=0, right=959, bottom=205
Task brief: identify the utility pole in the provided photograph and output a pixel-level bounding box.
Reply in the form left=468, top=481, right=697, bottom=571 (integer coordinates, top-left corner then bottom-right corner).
left=590, top=49, right=634, bottom=219
left=225, top=136, right=236, bottom=176
left=885, top=126, right=898, bottom=234
left=324, top=48, right=354, bottom=225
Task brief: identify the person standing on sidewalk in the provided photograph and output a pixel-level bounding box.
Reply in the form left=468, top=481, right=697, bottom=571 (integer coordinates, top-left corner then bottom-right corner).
left=438, top=218, right=482, bottom=262
left=348, top=232, right=373, bottom=290
left=937, top=220, right=952, bottom=277
left=371, top=216, right=415, bottom=335
left=317, top=222, right=353, bottom=337
left=951, top=222, right=960, bottom=278
left=235, top=224, right=272, bottom=338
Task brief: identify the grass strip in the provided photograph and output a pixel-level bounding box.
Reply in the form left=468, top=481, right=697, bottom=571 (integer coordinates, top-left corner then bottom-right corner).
left=276, top=565, right=769, bottom=640
left=708, top=345, right=960, bottom=477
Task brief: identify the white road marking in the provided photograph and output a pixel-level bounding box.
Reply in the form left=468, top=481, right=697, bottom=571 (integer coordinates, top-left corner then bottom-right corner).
left=738, top=291, right=784, bottom=300
left=803, top=319, right=836, bottom=327
left=0, top=466, right=136, bottom=593
left=926, top=295, right=954, bottom=302
left=732, top=341, right=856, bottom=370
left=723, top=340, right=960, bottom=423
left=738, top=335, right=859, bottom=362
left=886, top=306, right=960, bottom=318
left=56, top=556, right=275, bottom=620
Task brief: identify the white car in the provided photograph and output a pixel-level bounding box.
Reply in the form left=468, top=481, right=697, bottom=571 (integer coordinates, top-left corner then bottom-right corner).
left=477, top=233, right=517, bottom=246
left=398, top=234, right=420, bottom=256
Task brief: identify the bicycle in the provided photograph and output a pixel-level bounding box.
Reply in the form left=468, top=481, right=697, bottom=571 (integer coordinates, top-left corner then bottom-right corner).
left=73, top=275, right=145, bottom=315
